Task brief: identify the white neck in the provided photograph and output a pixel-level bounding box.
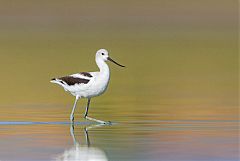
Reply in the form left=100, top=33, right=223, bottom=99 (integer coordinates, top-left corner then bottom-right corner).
left=96, top=57, right=110, bottom=74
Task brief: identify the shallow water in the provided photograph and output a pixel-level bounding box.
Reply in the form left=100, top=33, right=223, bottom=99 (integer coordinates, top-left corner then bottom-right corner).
left=0, top=103, right=239, bottom=161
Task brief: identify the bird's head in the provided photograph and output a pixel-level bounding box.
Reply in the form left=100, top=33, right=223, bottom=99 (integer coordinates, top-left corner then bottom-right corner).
left=96, top=49, right=125, bottom=67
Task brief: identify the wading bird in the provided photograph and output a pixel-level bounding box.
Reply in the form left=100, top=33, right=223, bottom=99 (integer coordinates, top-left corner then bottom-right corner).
left=50, top=49, right=125, bottom=124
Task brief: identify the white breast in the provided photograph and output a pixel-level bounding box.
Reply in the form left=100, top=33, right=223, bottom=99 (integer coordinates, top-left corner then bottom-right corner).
left=91, top=72, right=110, bottom=97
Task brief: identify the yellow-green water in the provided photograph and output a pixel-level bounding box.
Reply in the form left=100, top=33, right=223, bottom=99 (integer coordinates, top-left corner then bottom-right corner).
left=0, top=1, right=238, bottom=161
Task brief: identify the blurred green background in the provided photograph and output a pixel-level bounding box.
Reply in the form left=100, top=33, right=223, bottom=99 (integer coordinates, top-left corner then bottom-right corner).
left=0, top=0, right=238, bottom=120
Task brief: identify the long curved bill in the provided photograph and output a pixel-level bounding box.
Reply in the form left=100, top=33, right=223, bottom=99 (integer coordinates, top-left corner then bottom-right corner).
left=107, top=57, right=125, bottom=67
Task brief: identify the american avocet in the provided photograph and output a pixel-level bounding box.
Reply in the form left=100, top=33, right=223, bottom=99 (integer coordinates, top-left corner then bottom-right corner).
left=50, top=49, right=125, bottom=124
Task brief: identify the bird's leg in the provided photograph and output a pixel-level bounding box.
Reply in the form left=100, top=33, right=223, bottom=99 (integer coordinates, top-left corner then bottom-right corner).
left=84, top=98, right=91, bottom=118
left=70, top=96, right=79, bottom=123
left=84, top=98, right=111, bottom=125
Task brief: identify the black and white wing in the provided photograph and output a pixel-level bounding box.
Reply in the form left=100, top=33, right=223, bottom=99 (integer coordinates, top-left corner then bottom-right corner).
left=50, top=72, right=94, bottom=88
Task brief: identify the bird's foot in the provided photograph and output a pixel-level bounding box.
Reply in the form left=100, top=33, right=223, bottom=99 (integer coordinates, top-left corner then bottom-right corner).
left=104, top=121, right=112, bottom=125
left=85, top=116, right=111, bottom=125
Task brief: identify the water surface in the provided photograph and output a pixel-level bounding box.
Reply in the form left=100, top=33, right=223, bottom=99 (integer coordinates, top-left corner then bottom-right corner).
left=0, top=103, right=238, bottom=161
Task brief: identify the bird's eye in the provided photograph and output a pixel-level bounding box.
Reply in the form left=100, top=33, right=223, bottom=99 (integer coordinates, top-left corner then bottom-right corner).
left=102, top=53, right=104, bottom=55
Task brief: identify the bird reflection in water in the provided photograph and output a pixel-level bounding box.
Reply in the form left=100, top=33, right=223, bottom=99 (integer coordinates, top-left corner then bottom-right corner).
left=54, top=124, right=109, bottom=161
